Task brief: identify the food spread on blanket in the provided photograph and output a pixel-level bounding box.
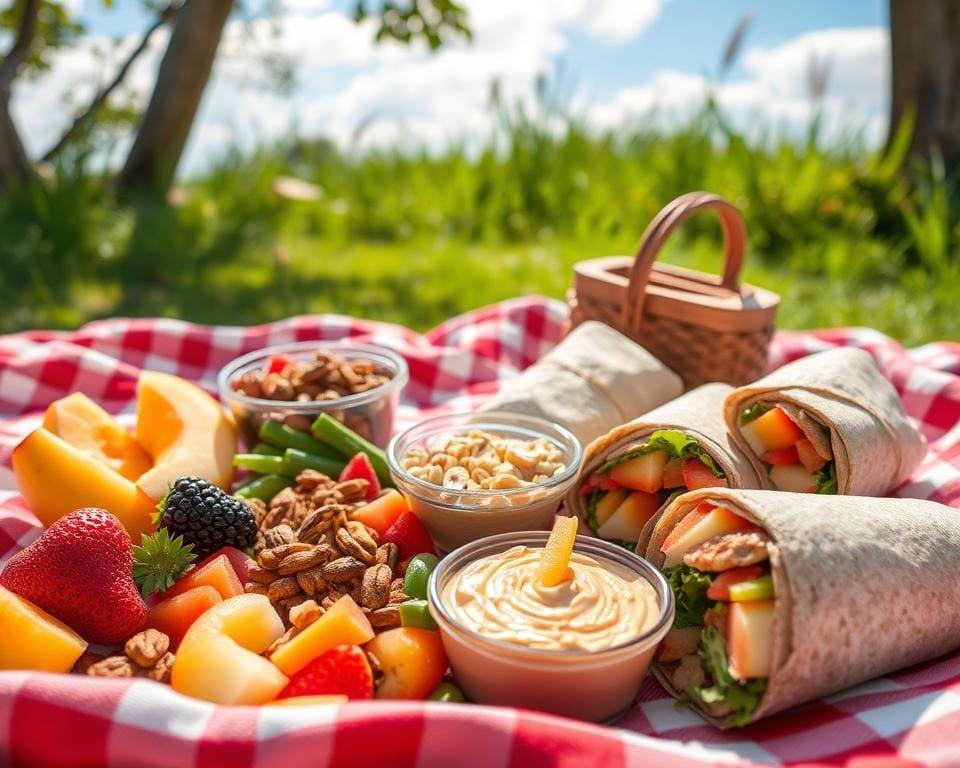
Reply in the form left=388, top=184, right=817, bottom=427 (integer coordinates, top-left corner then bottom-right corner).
left=0, top=324, right=949, bottom=733
left=441, top=543, right=660, bottom=652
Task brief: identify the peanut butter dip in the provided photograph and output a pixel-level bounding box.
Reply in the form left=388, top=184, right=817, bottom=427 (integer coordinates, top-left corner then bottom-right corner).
left=442, top=545, right=660, bottom=652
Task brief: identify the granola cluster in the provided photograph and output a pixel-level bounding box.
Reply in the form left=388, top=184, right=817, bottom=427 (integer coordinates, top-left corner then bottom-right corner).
left=244, top=470, right=412, bottom=645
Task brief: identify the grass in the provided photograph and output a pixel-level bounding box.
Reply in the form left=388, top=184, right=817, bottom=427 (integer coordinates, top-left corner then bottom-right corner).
left=1, top=101, right=958, bottom=345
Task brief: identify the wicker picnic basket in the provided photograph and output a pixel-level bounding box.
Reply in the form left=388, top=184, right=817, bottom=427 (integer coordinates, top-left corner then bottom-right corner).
left=568, top=191, right=779, bottom=388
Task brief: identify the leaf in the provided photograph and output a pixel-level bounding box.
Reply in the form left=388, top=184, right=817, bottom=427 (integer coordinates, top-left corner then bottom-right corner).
left=662, top=564, right=713, bottom=629
left=596, top=430, right=724, bottom=478
left=691, top=625, right=766, bottom=726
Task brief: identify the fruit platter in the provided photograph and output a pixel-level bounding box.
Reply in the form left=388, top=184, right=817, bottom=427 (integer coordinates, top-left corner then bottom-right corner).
left=1, top=296, right=960, bottom=767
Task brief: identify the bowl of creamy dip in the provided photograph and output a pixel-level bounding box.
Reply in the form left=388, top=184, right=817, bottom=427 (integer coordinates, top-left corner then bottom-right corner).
left=428, top=530, right=674, bottom=722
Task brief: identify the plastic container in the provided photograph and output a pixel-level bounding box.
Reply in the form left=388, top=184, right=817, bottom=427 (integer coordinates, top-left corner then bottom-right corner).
left=387, top=412, right=582, bottom=553
left=428, top=531, right=674, bottom=722
left=218, top=341, right=408, bottom=450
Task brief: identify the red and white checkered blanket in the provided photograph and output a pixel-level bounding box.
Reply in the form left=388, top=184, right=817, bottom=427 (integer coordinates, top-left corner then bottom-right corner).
left=1, top=296, right=958, bottom=768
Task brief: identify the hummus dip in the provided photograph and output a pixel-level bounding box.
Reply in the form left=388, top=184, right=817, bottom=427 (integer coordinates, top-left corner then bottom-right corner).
left=441, top=544, right=660, bottom=652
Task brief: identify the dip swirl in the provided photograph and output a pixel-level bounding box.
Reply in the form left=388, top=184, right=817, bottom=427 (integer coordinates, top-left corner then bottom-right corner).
left=441, top=545, right=660, bottom=652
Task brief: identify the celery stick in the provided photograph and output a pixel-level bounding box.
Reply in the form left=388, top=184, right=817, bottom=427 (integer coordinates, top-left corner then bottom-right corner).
left=728, top=575, right=775, bottom=601
left=233, top=473, right=294, bottom=501
left=282, top=448, right=345, bottom=478
left=311, top=413, right=393, bottom=486
left=252, top=442, right=283, bottom=457
left=258, top=420, right=343, bottom=459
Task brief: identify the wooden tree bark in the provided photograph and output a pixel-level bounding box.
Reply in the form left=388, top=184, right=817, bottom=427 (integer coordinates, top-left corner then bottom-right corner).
left=0, top=0, right=40, bottom=189
left=117, top=0, right=233, bottom=193
left=888, top=0, right=960, bottom=168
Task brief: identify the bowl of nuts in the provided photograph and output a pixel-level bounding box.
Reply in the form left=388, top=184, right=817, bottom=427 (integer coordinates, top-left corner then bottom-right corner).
left=218, top=340, right=408, bottom=450
left=386, top=411, right=582, bottom=552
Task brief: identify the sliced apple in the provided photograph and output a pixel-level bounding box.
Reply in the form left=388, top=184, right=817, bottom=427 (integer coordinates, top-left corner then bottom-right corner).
left=172, top=594, right=288, bottom=705
left=740, top=407, right=804, bottom=454
left=12, top=428, right=156, bottom=540
left=796, top=438, right=828, bottom=472
left=769, top=464, right=818, bottom=494
left=728, top=599, right=775, bottom=680
left=593, top=488, right=628, bottom=527
left=43, top=393, right=152, bottom=481
left=135, top=371, right=237, bottom=501
left=656, top=626, right=702, bottom=663
left=661, top=505, right=754, bottom=566
left=608, top=450, right=668, bottom=493
left=596, top=491, right=661, bottom=543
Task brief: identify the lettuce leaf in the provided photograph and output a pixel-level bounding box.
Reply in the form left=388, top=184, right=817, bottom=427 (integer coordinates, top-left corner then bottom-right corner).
left=691, top=624, right=766, bottom=726
left=663, top=564, right=713, bottom=629
left=596, top=430, right=724, bottom=478
left=739, top=403, right=772, bottom=425
left=815, top=461, right=837, bottom=494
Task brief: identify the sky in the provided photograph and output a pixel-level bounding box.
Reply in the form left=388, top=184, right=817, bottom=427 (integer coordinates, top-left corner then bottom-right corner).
left=7, top=0, right=889, bottom=178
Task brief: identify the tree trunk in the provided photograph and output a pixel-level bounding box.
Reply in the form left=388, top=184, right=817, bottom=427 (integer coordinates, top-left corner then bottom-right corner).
left=888, top=0, right=960, bottom=168
left=117, top=0, right=233, bottom=193
left=0, top=0, right=40, bottom=190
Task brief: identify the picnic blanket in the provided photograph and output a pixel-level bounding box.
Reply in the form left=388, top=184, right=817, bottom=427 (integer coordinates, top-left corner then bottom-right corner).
left=0, top=296, right=958, bottom=768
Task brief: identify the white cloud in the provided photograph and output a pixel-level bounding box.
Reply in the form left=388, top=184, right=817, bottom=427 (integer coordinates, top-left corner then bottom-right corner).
left=7, top=7, right=889, bottom=179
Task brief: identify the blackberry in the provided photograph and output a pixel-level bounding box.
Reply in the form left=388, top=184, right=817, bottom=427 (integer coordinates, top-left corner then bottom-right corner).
left=158, top=476, right=257, bottom=557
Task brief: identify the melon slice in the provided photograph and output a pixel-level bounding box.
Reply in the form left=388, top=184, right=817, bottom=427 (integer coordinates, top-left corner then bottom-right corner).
left=596, top=491, right=660, bottom=544
left=12, top=428, right=156, bottom=540
left=593, top=488, right=628, bottom=527
left=43, top=393, right=152, bottom=481
left=0, top=585, right=88, bottom=672
left=728, top=599, right=775, bottom=680
left=172, top=594, right=288, bottom=705
left=271, top=595, right=374, bottom=676
left=135, top=372, right=237, bottom=501
left=740, top=407, right=804, bottom=454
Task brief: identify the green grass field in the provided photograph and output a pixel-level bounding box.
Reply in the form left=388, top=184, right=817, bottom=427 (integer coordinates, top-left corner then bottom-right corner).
left=2, top=102, right=958, bottom=344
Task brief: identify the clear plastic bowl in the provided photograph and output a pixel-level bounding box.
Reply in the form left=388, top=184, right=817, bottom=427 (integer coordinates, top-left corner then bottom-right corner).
left=428, top=531, right=675, bottom=722
left=217, top=340, right=408, bottom=450
left=386, top=411, right=582, bottom=553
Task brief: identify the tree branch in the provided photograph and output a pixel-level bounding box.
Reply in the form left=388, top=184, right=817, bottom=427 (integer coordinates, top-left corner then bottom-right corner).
left=0, top=0, right=40, bottom=101
left=41, top=3, right=178, bottom=162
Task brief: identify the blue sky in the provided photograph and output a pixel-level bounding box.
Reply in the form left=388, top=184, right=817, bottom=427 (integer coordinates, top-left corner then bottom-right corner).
left=11, top=0, right=890, bottom=176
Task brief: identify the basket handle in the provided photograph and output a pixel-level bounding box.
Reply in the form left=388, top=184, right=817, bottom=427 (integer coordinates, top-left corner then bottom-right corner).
left=623, top=191, right=746, bottom=335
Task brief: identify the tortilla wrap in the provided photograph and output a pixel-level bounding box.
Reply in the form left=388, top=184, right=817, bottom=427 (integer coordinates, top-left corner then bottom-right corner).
left=565, top=384, right=767, bottom=540
left=481, top=321, right=683, bottom=446
left=723, top=348, right=926, bottom=495
left=642, top=488, right=960, bottom=726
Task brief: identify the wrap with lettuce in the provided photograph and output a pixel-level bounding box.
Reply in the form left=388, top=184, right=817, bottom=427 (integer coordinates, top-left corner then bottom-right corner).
left=565, top=384, right=766, bottom=549
left=723, top=348, right=926, bottom=496
left=481, top=321, right=683, bottom=446
left=640, top=488, right=960, bottom=727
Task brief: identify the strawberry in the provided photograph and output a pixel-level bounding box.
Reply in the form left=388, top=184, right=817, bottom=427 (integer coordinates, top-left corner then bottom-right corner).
left=339, top=453, right=380, bottom=501
left=381, top=510, right=435, bottom=560
left=0, top=507, right=148, bottom=645
left=760, top=446, right=800, bottom=466
left=681, top=458, right=728, bottom=491
left=277, top=644, right=373, bottom=700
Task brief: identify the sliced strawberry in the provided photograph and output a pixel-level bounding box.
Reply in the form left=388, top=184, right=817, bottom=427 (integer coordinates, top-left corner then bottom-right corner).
left=265, top=354, right=295, bottom=375
left=381, top=510, right=436, bottom=560
left=578, top=473, right=622, bottom=495
left=277, top=644, right=373, bottom=700
left=706, top=566, right=764, bottom=601
left=339, top=453, right=380, bottom=501
left=795, top=438, right=828, bottom=472
left=760, top=446, right=800, bottom=466
left=681, top=458, right=728, bottom=490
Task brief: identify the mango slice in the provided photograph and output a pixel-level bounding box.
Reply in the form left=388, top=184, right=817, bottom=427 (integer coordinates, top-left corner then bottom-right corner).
left=537, top=516, right=578, bottom=587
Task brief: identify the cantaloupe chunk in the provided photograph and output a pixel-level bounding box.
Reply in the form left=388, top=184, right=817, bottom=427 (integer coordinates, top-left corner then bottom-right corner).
left=172, top=594, right=287, bottom=705
left=162, top=554, right=243, bottom=602
left=740, top=407, right=805, bottom=454
left=0, top=585, right=87, bottom=672
left=12, top=428, right=156, bottom=540
left=147, top=586, right=223, bottom=650
left=271, top=595, right=374, bottom=676
left=537, top=516, right=577, bottom=587
left=43, top=393, right=152, bottom=481
left=135, top=372, right=237, bottom=501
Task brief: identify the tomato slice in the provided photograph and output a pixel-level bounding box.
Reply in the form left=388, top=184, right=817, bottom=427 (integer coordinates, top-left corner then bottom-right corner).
left=761, top=446, right=800, bottom=466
